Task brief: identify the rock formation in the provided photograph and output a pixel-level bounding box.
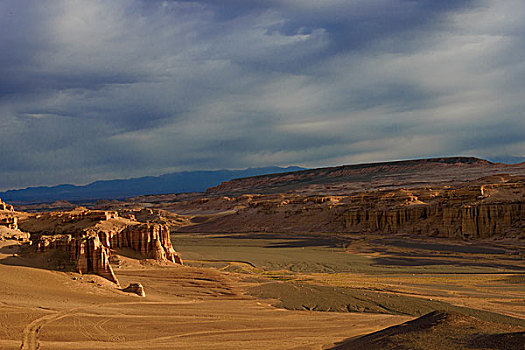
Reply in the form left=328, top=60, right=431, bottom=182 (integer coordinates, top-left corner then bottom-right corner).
left=342, top=201, right=524, bottom=239
left=97, top=222, right=182, bottom=263
left=0, top=198, right=30, bottom=241
left=19, top=207, right=183, bottom=284
left=178, top=175, right=525, bottom=239
left=0, top=198, right=14, bottom=212
left=0, top=216, right=18, bottom=230
left=122, top=282, right=146, bottom=297
left=36, top=233, right=118, bottom=283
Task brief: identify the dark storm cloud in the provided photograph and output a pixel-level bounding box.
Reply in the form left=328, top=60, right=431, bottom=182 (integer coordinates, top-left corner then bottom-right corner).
left=0, top=0, right=524, bottom=190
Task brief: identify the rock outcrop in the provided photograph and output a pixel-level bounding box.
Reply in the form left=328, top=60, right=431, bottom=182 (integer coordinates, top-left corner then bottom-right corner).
left=98, top=223, right=182, bottom=263
left=36, top=233, right=118, bottom=284
left=340, top=181, right=525, bottom=238
left=178, top=176, right=525, bottom=239
left=20, top=208, right=183, bottom=284
left=0, top=198, right=14, bottom=212
left=122, top=283, right=146, bottom=297
left=0, top=216, right=18, bottom=230
left=114, top=207, right=192, bottom=232
left=0, top=198, right=29, bottom=241
left=342, top=202, right=524, bottom=239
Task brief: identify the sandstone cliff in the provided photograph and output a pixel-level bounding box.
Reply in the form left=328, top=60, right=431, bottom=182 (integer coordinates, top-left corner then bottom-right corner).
left=0, top=216, right=18, bottom=230
left=19, top=208, right=183, bottom=283
left=0, top=198, right=14, bottom=212
left=36, top=233, right=118, bottom=283
left=178, top=175, right=525, bottom=239
left=97, top=222, right=182, bottom=263
left=0, top=198, right=30, bottom=241
left=342, top=202, right=524, bottom=239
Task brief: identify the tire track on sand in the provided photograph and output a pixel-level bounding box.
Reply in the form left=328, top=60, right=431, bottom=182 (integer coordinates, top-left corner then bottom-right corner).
left=20, top=301, right=194, bottom=350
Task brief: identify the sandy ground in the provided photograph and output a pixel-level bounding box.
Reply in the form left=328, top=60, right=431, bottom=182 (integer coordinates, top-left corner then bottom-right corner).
left=175, top=232, right=525, bottom=319
left=1, top=231, right=523, bottom=349
left=0, top=240, right=409, bottom=350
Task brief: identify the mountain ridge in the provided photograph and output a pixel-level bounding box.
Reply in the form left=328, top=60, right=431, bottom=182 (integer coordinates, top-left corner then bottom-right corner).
left=3, top=156, right=524, bottom=203
left=206, top=156, right=524, bottom=196
left=0, top=166, right=305, bottom=203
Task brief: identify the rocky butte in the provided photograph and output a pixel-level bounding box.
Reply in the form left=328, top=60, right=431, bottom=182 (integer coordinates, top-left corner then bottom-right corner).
left=6, top=205, right=183, bottom=285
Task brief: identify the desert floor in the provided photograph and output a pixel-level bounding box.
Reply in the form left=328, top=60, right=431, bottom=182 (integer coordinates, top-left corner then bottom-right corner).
left=175, top=232, right=525, bottom=318
left=1, top=232, right=524, bottom=349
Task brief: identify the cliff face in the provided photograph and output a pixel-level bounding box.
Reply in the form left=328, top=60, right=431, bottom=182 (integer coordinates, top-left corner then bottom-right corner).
left=21, top=208, right=183, bottom=283
left=0, top=216, right=18, bottom=230
left=178, top=176, right=525, bottom=240
left=0, top=198, right=31, bottom=241
left=0, top=199, right=14, bottom=212
left=36, top=233, right=118, bottom=284
left=343, top=203, right=524, bottom=239
left=98, top=223, right=182, bottom=264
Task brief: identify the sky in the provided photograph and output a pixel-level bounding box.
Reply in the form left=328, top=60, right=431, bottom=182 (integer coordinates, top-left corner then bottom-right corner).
left=1, top=0, right=524, bottom=190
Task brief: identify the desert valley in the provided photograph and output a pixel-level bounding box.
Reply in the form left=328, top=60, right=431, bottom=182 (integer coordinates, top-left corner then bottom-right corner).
left=0, top=157, right=523, bottom=349
left=3, top=1, right=525, bottom=348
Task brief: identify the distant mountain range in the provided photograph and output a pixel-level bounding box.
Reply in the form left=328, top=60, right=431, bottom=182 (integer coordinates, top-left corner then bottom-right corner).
left=4, top=156, right=524, bottom=204
left=0, top=166, right=305, bottom=203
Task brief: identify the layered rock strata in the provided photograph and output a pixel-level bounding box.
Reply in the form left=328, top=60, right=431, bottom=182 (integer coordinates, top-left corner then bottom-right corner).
left=0, top=216, right=18, bottom=230
left=0, top=198, right=29, bottom=241
left=343, top=202, right=524, bottom=239
left=0, top=199, right=14, bottom=212
left=178, top=176, right=525, bottom=239
left=20, top=208, right=183, bottom=283
left=36, top=233, right=118, bottom=283
left=97, top=223, right=182, bottom=263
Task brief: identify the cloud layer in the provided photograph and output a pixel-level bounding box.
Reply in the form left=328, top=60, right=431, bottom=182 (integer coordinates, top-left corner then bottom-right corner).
left=1, top=0, right=524, bottom=190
